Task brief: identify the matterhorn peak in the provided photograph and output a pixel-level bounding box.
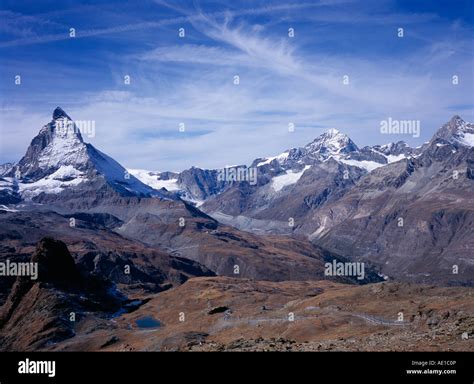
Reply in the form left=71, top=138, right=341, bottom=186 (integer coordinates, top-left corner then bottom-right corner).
left=6, top=107, right=168, bottom=199
left=50, top=107, right=83, bottom=142
left=11, top=107, right=89, bottom=182
left=52, top=106, right=71, bottom=120
left=50, top=107, right=83, bottom=140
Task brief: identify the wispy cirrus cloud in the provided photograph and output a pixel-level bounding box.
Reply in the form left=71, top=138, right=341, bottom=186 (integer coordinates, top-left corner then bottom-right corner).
left=0, top=1, right=323, bottom=48
left=1, top=0, right=473, bottom=171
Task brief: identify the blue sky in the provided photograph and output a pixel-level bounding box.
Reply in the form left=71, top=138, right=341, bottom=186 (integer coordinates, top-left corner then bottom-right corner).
left=0, top=0, right=473, bottom=170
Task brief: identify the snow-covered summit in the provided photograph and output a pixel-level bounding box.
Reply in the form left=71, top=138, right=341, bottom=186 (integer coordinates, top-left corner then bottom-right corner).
left=12, top=107, right=88, bottom=182
left=305, top=128, right=359, bottom=158
left=5, top=107, right=169, bottom=200
left=254, top=129, right=361, bottom=169
left=434, top=115, right=474, bottom=147
left=127, top=168, right=180, bottom=191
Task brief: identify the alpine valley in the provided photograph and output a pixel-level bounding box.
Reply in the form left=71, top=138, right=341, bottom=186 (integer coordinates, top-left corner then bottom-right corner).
left=0, top=108, right=472, bottom=351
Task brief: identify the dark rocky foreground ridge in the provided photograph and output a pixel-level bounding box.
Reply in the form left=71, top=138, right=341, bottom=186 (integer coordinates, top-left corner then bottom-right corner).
left=0, top=238, right=385, bottom=351
left=0, top=237, right=125, bottom=350
left=2, top=272, right=472, bottom=351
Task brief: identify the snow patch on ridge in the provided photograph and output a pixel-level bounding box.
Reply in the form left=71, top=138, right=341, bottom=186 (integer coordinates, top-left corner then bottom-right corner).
left=257, top=152, right=289, bottom=167
left=271, top=166, right=310, bottom=192
left=86, top=146, right=164, bottom=197
left=0, top=205, right=19, bottom=212
left=128, top=169, right=180, bottom=191
left=338, top=158, right=384, bottom=172
left=19, top=165, right=87, bottom=199
left=386, top=154, right=406, bottom=163
left=456, top=132, right=474, bottom=146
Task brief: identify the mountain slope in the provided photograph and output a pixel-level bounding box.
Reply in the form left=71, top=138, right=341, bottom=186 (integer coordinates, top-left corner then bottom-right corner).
left=131, top=128, right=420, bottom=228
left=0, top=107, right=381, bottom=283
left=197, top=128, right=415, bottom=232
left=0, top=237, right=130, bottom=350
left=312, top=116, right=474, bottom=285
left=130, top=116, right=474, bottom=285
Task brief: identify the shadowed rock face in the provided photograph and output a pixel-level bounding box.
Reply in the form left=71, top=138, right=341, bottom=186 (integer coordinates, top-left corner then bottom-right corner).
left=0, top=236, right=213, bottom=351
left=0, top=237, right=125, bottom=350
left=0, top=210, right=215, bottom=297
left=202, top=159, right=366, bottom=223
left=9, top=193, right=373, bottom=282
left=31, top=237, right=80, bottom=284
left=177, top=167, right=229, bottom=201
left=0, top=238, right=79, bottom=327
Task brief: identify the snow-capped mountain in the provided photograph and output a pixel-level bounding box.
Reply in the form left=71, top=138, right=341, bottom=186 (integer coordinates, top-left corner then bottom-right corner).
left=252, top=128, right=362, bottom=168
left=1, top=107, right=169, bottom=202
left=127, top=117, right=473, bottom=209
left=113, top=115, right=474, bottom=215
left=196, top=115, right=474, bottom=285
left=304, top=128, right=359, bottom=158
left=133, top=127, right=421, bottom=204
left=251, top=128, right=419, bottom=174
left=1, top=110, right=472, bottom=286
left=312, top=115, right=474, bottom=284
left=432, top=115, right=474, bottom=147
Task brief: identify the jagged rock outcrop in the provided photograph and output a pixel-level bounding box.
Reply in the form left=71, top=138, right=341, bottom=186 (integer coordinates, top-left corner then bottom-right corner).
left=0, top=238, right=124, bottom=350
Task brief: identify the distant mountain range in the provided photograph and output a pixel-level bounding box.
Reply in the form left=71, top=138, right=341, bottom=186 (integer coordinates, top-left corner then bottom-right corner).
left=1, top=107, right=380, bottom=284
left=1, top=108, right=473, bottom=286
left=127, top=127, right=424, bottom=204
left=0, top=107, right=473, bottom=351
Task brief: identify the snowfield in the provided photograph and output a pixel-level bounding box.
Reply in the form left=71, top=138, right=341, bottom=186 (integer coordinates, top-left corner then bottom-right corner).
left=127, top=169, right=180, bottom=191
left=457, top=132, right=474, bottom=147
left=18, top=165, right=87, bottom=199
left=257, top=152, right=289, bottom=167
left=271, top=166, right=310, bottom=192
left=338, top=158, right=384, bottom=172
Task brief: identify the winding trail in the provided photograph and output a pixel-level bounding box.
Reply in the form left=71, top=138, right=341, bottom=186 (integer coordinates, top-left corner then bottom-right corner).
left=212, top=309, right=409, bottom=330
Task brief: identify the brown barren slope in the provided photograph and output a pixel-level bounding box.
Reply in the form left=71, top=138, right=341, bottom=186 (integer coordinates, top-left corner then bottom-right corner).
left=54, top=277, right=474, bottom=351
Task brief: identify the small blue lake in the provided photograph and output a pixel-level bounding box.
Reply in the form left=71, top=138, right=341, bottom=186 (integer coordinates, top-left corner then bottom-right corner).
left=135, top=316, right=161, bottom=329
